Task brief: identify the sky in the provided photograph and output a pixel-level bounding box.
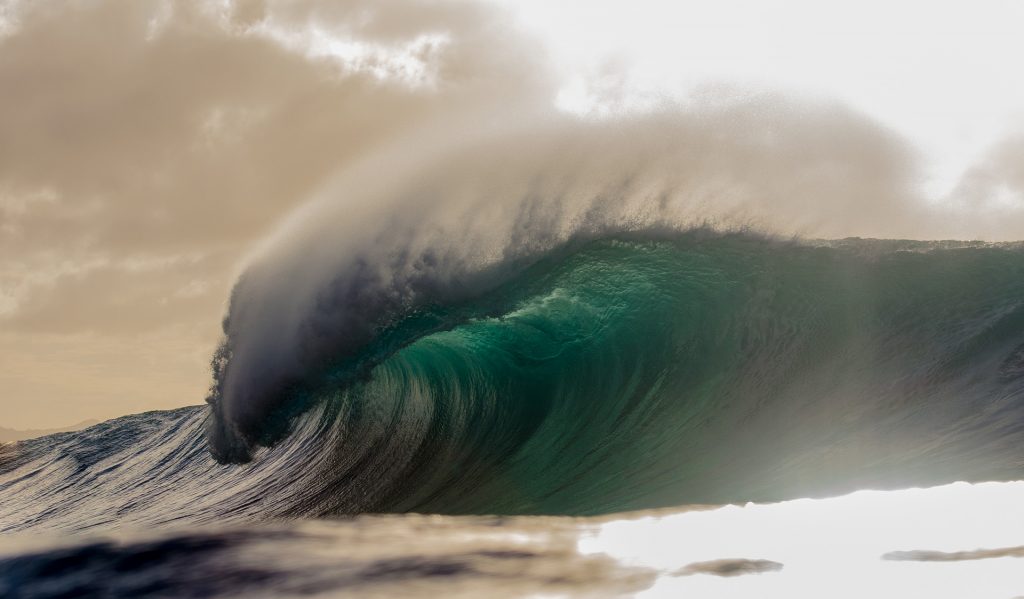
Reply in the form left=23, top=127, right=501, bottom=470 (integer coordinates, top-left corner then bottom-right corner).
left=2, top=0, right=1024, bottom=429
left=508, top=0, right=1024, bottom=198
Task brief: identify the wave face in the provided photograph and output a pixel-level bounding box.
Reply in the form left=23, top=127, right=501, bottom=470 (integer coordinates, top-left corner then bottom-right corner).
left=228, top=234, right=1024, bottom=516
left=4, top=235, right=1024, bottom=529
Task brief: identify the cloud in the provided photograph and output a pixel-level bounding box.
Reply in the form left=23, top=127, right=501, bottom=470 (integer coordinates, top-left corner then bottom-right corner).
left=674, top=558, right=784, bottom=577
left=883, top=545, right=1024, bottom=562
left=0, top=0, right=545, bottom=330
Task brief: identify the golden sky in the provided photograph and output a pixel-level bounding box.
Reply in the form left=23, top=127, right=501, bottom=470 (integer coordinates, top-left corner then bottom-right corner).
left=2, top=0, right=1023, bottom=428
left=0, top=0, right=550, bottom=428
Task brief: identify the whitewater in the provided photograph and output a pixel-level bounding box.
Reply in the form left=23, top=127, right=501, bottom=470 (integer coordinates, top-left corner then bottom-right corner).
left=3, top=113, right=1024, bottom=597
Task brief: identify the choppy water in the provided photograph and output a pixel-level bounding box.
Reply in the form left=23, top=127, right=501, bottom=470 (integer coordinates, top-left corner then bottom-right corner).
left=3, top=482, right=1024, bottom=598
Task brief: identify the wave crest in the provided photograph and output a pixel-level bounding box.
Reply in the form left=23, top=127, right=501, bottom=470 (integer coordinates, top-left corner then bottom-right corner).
left=206, top=106, right=924, bottom=461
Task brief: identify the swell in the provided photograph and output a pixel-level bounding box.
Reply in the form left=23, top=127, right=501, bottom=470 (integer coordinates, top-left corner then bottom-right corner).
left=219, top=234, right=1024, bottom=516
left=4, top=234, right=1024, bottom=529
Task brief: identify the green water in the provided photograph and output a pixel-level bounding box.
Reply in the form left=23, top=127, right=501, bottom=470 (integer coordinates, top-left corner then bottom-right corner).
left=263, top=235, right=1024, bottom=515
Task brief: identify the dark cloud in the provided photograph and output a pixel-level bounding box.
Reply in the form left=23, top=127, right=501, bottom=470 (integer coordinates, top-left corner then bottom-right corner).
left=674, top=558, right=784, bottom=577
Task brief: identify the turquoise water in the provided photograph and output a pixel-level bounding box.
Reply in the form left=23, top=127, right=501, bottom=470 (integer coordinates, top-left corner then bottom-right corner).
left=211, top=234, right=1024, bottom=516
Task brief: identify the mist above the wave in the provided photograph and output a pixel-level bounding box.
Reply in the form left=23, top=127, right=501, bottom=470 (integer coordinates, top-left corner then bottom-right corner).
left=204, top=2, right=1024, bottom=457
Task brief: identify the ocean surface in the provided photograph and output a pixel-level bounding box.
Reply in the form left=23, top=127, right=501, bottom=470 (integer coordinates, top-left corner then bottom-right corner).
left=3, top=235, right=1024, bottom=597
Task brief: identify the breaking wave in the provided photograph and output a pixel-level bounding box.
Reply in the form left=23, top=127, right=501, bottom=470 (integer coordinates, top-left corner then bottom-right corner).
left=7, top=234, right=1024, bottom=530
